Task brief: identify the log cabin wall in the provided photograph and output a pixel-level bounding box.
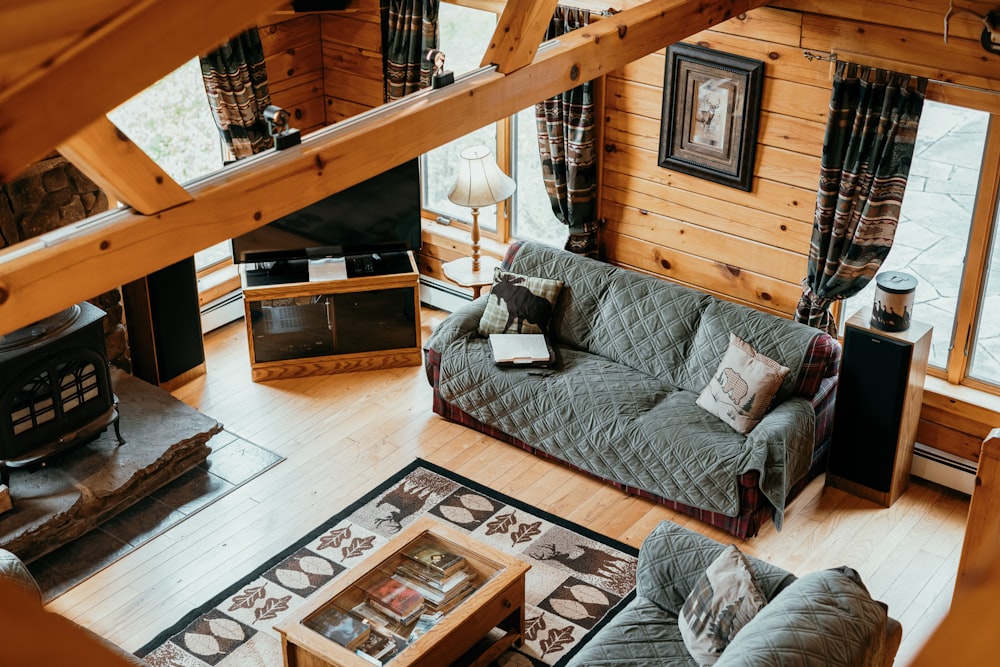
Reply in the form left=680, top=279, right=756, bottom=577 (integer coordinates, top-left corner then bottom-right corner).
left=257, top=1, right=383, bottom=137
left=601, top=0, right=1000, bottom=461
left=248, top=1, right=999, bottom=462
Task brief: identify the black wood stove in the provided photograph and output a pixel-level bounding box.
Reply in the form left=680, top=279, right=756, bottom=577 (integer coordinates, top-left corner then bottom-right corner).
left=0, top=301, right=123, bottom=487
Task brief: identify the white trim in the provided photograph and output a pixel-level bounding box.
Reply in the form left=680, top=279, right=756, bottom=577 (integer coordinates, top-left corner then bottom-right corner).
left=201, top=289, right=244, bottom=333
left=911, top=442, right=976, bottom=496
left=419, top=276, right=469, bottom=313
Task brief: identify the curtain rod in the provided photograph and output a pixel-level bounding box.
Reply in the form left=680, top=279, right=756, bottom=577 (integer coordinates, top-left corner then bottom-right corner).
left=801, top=49, right=1000, bottom=97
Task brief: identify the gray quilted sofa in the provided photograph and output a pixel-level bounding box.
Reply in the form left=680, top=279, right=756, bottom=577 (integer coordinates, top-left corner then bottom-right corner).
left=425, top=241, right=841, bottom=538
left=566, top=521, right=901, bottom=667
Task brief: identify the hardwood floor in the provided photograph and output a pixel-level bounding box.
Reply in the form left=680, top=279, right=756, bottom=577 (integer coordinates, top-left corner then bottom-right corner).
left=45, top=306, right=970, bottom=665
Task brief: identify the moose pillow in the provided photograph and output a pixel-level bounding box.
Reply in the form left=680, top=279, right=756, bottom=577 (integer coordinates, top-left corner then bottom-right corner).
left=478, top=268, right=563, bottom=336
left=696, top=333, right=790, bottom=434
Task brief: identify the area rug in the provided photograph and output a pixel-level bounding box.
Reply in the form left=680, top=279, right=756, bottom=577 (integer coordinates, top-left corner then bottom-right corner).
left=138, top=459, right=639, bottom=666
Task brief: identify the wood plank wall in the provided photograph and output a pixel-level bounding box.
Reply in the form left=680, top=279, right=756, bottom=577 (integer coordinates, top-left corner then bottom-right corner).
left=601, top=0, right=1000, bottom=458
left=249, top=0, right=999, bottom=458
left=257, top=1, right=383, bottom=137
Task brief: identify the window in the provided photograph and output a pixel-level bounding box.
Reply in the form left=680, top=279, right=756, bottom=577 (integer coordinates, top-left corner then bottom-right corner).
left=422, top=2, right=566, bottom=248
left=841, top=97, right=1000, bottom=392
left=108, top=57, right=230, bottom=272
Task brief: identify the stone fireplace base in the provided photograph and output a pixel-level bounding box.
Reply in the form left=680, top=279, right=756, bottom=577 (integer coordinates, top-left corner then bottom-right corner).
left=0, top=368, right=221, bottom=563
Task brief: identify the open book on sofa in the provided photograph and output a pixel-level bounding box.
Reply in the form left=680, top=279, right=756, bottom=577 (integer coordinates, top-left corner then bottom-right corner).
left=488, top=334, right=554, bottom=367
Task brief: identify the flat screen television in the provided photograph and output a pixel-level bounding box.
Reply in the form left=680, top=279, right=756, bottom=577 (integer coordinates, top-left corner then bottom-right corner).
left=232, top=158, right=422, bottom=269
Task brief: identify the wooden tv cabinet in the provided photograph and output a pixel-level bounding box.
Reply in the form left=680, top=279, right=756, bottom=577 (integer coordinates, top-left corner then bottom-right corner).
left=241, top=251, right=422, bottom=382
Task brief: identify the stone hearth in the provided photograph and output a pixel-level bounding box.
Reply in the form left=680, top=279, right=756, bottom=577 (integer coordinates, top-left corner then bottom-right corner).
left=0, top=368, right=221, bottom=563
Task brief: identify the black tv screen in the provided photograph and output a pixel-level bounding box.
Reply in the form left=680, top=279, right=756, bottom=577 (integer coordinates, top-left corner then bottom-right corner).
left=232, top=159, right=422, bottom=264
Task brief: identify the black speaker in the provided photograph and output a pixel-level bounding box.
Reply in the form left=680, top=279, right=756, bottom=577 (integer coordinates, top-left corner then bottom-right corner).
left=826, top=311, right=933, bottom=506
left=123, top=257, right=205, bottom=388
left=828, top=329, right=911, bottom=492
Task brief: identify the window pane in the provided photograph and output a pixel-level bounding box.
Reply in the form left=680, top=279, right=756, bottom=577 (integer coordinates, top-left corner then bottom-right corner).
left=109, top=57, right=230, bottom=271
left=513, top=107, right=565, bottom=247
left=423, top=126, right=499, bottom=228
left=422, top=3, right=498, bottom=228
left=969, top=218, right=1000, bottom=385
left=841, top=100, right=988, bottom=370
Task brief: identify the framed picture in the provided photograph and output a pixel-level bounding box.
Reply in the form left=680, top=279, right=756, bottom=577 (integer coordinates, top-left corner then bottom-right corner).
left=658, top=43, right=764, bottom=192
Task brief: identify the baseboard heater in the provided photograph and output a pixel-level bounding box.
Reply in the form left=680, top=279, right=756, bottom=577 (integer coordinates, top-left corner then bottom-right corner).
left=911, top=442, right=977, bottom=496
left=201, top=289, right=244, bottom=333
left=419, top=276, right=470, bottom=313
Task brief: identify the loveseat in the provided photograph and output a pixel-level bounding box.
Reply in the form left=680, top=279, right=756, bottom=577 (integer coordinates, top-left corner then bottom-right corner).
left=565, top=520, right=901, bottom=666
left=425, top=241, right=841, bottom=538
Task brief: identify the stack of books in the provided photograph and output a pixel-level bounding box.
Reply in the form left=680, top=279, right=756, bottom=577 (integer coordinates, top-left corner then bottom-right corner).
left=394, top=543, right=476, bottom=614
left=304, top=606, right=371, bottom=651
left=365, top=577, right=426, bottom=626
left=354, top=626, right=405, bottom=665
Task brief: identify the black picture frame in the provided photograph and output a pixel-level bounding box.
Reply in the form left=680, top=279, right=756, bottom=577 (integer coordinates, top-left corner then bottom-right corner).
left=658, top=43, right=764, bottom=192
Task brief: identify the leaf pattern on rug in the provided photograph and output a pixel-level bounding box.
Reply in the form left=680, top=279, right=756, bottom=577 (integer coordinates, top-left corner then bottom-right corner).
left=208, top=617, right=247, bottom=642
left=486, top=511, right=517, bottom=535
left=255, top=595, right=291, bottom=622
left=538, top=625, right=575, bottom=659
left=341, top=535, right=376, bottom=559
left=317, top=526, right=351, bottom=551
left=524, top=612, right=547, bottom=642
left=140, top=465, right=639, bottom=667
left=184, top=632, right=223, bottom=657
left=228, top=585, right=266, bottom=612
left=511, top=520, right=542, bottom=545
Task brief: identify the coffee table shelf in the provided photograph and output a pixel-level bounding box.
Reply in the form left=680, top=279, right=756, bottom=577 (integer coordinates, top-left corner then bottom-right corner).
left=276, top=516, right=530, bottom=667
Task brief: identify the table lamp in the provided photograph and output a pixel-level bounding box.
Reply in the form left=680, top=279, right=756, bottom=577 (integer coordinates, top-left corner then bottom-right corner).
left=444, top=146, right=516, bottom=293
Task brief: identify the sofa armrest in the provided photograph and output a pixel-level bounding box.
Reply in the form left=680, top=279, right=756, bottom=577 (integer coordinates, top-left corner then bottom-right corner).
left=636, top=521, right=794, bottom=614
left=713, top=567, right=892, bottom=667
left=424, top=295, right=489, bottom=353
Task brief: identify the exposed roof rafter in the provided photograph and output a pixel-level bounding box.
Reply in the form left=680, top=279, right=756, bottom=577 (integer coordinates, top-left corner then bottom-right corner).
left=57, top=116, right=192, bottom=215
left=0, top=0, right=767, bottom=335
left=0, top=0, right=287, bottom=183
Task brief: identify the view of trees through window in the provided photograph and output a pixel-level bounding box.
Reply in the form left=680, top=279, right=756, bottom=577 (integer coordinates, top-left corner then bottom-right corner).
left=109, top=57, right=230, bottom=270
left=842, top=99, right=999, bottom=388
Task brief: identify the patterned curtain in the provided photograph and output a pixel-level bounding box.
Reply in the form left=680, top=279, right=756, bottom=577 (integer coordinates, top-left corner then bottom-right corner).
left=794, top=61, right=927, bottom=335
left=200, top=28, right=272, bottom=159
left=382, top=0, right=440, bottom=102
left=535, top=8, right=599, bottom=258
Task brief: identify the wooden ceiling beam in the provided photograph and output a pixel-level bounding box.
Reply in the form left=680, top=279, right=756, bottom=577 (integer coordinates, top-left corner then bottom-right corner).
left=482, top=0, right=561, bottom=73
left=57, top=116, right=192, bottom=215
left=0, top=0, right=767, bottom=335
left=0, top=0, right=287, bottom=184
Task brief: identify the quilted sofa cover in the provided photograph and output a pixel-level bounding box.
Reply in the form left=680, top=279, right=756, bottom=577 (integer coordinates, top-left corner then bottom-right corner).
left=565, top=521, right=901, bottom=667
left=425, top=241, right=840, bottom=537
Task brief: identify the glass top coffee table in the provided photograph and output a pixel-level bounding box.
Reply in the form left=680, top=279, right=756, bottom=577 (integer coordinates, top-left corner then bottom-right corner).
left=275, top=516, right=531, bottom=666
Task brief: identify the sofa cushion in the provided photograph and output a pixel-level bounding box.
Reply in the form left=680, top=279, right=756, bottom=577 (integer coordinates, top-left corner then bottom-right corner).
left=565, top=596, right=696, bottom=666
left=696, top=334, right=790, bottom=434
left=678, top=545, right=768, bottom=665
left=0, top=549, right=41, bottom=604
left=478, top=268, right=563, bottom=335
left=713, top=566, right=889, bottom=667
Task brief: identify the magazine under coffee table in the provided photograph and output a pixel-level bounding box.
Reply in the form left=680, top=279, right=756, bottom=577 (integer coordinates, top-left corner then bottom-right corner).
left=275, top=516, right=531, bottom=666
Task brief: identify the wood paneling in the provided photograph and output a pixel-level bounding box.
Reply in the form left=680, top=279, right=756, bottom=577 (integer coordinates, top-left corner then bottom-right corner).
left=602, top=9, right=828, bottom=315
left=601, top=1, right=1000, bottom=456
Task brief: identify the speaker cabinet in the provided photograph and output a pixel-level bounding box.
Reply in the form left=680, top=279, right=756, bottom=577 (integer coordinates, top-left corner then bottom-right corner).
left=123, top=257, right=206, bottom=389
left=826, top=309, right=932, bottom=506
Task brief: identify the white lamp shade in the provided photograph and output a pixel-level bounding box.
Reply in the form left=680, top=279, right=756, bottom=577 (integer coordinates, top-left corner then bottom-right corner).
left=447, top=145, right=516, bottom=209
